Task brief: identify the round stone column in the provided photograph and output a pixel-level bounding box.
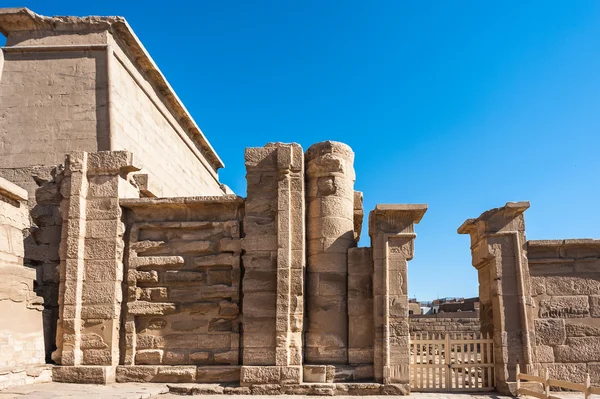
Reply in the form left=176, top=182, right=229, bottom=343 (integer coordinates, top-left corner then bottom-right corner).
left=305, top=141, right=355, bottom=364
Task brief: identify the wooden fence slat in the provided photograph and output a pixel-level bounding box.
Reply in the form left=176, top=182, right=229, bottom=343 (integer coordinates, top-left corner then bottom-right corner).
left=548, top=379, right=585, bottom=391
left=520, top=374, right=545, bottom=383
left=425, top=334, right=429, bottom=389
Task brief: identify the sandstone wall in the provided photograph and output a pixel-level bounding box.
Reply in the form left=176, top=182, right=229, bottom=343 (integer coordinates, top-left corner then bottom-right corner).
left=408, top=313, right=480, bottom=335
left=115, top=196, right=243, bottom=383
left=0, top=166, right=64, bottom=363
left=107, top=37, right=223, bottom=197
left=0, top=177, right=50, bottom=389
left=528, top=239, right=600, bottom=383
left=0, top=48, right=107, bottom=168
left=0, top=9, right=226, bottom=198
left=121, top=197, right=243, bottom=366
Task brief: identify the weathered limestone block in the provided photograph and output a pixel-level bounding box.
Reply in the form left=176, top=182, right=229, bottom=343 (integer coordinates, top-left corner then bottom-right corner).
left=369, top=204, right=426, bottom=388
left=539, top=296, right=589, bottom=318
left=546, top=362, right=587, bottom=383
left=240, top=365, right=302, bottom=386
left=565, top=322, right=600, bottom=337
left=52, top=365, right=116, bottom=384
left=554, top=337, right=600, bottom=362
left=535, top=345, right=555, bottom=363
left=535, top=318, right=566, bottom=345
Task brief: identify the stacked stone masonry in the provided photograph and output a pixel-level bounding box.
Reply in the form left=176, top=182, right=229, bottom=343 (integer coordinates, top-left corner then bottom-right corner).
left=528, top=239, right=600, bottom=384
left=408, top=313, right=480, bottom=335
left=2, top=7, right=600, bottom=396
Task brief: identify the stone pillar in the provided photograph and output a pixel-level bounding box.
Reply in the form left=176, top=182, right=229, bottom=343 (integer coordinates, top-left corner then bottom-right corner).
left=53, top=151, right=139, bottom=384
left=241, top=143, right=304, bottom=386
left=305, top=141, right=355, bottom=364
left=458, top=201, right=535, bottom=395
left=369, top=204, right=427, bottom=392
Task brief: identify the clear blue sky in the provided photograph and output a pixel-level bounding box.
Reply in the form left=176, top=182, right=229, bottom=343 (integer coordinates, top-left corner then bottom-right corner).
left=4, top=1, right=600, bottom=301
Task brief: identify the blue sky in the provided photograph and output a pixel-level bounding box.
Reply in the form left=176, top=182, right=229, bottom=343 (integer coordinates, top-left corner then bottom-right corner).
left=3, top=1, right=600, bottom=300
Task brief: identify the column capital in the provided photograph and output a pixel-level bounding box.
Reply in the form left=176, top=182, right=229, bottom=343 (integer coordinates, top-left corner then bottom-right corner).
left=458, top=201, right=530, bottom=237
left=368, top=204, right=427, bottom=237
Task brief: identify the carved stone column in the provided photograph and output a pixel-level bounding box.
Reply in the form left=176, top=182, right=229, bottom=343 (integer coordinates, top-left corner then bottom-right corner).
left=458, top=201, right=535, bottom=395
left=369, top=204, right=427, bottom=392
left=305, top=141, right=355, bottom=365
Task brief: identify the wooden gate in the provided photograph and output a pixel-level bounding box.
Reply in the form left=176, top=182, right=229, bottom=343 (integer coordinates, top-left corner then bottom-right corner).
left=410, top=333, right=495, bottom=392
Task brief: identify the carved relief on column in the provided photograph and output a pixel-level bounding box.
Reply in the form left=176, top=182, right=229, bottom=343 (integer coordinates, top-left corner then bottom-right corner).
left=305, top=141, right=355, bottom=364
left=369, top=204, right=427, bottom=391
left=458, top=201, right=535, bottom=395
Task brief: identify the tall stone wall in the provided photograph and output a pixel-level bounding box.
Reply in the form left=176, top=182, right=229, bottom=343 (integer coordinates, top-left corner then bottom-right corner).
left=528, top=239, right=600, bottom=383
left=0, top=8, right=226, bottom=198
left=0, top=48, right=107, bottom=168
left=107, top=37, right=224, bottom=197
left=0, top=177, right=51, bottom=389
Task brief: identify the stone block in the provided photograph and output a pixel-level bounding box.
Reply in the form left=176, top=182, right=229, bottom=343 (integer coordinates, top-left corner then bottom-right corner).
left=240, top=365, right=280, bottom=385
left=303, top=365, right=326, bottom=383
left=52, top=365, right=115, bottom=384
left=545, top=277, right=600, bottom=296
left=539, top=296, right=589, bottom=318
left=82, top=349, right=113, bottom=365
left=554, top=337, right=600, bottom=362
left=214, top=350, right=238, bottom=365
left=154, top=366, right=196, bottom=383
left=135, top=349, right=163, bottom=365
left=535, top=318, right=566, bottom=345
left=546, top=362, right=587, bottom=383
left=536, top=345, right=554, bottom=363
left=163, top=351, right=186, bottom=365
left=565, top=322, right=600, bottom=337
left=163, top=334, right=198, bottom=349
left=128, top=301, right=177, bottom=316
left=162, top=270, right=206, bottom=283
left=196, top=366, right=240, bottom=383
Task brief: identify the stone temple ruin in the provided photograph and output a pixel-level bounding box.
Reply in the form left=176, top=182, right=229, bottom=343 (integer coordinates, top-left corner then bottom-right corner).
left=1, top=7, right=600, bottom=396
